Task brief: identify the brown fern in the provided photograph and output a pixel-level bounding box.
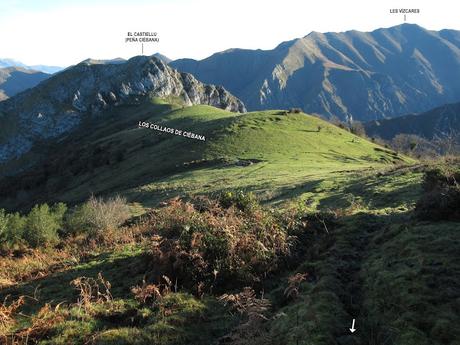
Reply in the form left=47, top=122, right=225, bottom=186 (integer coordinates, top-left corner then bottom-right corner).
left=0, top=295, right=25, bottom=330
left=70, top=272, right=112, bottom=311
left=284, top=272, right=308, bottom=300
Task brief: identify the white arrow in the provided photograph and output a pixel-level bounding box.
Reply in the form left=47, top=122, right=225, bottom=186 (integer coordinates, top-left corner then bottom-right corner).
left=349, top=318, right=356, bottom=333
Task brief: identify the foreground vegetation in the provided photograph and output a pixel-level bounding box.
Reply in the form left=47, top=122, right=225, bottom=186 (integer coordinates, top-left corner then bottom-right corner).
left=0, top=196, right=130, bottom=252
left=1, top=160, right=459, bottom=344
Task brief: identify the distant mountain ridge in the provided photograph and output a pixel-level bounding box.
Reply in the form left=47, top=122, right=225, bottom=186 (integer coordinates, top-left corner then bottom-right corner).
left=171, top=24, right=460, bottom=121
left=0, top=56, right=246, bottom=163
left=0, top=58, right=63, bottom=74
left=80, top=58, right=126, bottom=65
left=0, top=67, right=50, bottom=101
left=153, top=53, right=172, bottom=64
left=364, top=102, right=460, bottom=140
left=0, top=59, right=25, bottom=69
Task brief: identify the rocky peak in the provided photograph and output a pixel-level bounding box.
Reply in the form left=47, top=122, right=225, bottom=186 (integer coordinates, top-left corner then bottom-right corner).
left=0, top=56, right=246, bottom=163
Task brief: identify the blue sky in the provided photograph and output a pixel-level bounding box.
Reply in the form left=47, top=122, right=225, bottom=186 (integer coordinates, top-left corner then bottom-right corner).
left=1, top=0, right=459, bottom=66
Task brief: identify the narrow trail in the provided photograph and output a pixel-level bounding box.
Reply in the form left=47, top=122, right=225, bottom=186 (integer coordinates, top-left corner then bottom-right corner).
left=333, top=214, right=379, bottom=345
left=267, top=212, right=392, bottom=345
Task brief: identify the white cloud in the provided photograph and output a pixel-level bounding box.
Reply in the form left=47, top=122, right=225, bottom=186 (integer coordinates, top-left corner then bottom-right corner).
left=1, top=0, right=459, bottom=66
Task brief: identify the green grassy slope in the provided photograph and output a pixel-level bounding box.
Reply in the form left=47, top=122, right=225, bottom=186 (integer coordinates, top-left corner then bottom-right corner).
left=2, top=99, right=460, bottom=345
left=2, top=162, right=459, bottom=345
left=0, top=99, right=412, bottom=212
left=263, top=163, right=460, bottom=345
left=122, top=107, right=411, bottom=211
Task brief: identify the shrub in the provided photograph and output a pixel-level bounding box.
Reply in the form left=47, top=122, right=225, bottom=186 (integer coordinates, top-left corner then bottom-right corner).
left=51, top=202, right=67, bottom=226
left=390, top=134, right=438, bottom=158
left=147, top=196, right=291, bottom=290
left=65, top=195, right=131, bottom=236
left=0, top=209, right=8, bottom=243
left=329, top=115, right=347, bottom=129
left=415, top=167, right=460, bottom=221
left=64, top=204, right=90, bottom=236
left=23, top=203, right=66, bottom=247
left=4, top=213, right=26, bottom=248
left=219, top=190, right=258, bottom=212
left=288, top=108, right=302, bottom=114
left=350, top=121, right=366, bottom=138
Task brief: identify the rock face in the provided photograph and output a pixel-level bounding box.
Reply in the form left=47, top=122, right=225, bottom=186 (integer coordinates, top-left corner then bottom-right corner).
left=0, top=56, right=246, bottom=163
left=171, top=24, right=460, bottom=122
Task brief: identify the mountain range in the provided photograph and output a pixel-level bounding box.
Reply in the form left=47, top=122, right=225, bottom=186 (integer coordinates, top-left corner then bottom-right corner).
left=365, top=102, right=460, bottom=140
left=0, top=56, right=245, bottom=164
left=0, top=54, right=175, bottom=102
left=0, top=67, right=49, bottom=101
left=171, top=24, right=460, bottom=122
left=0, top=58, right=63, bottom=74
left=2, top=23, right=460, bottom=167
left=5, top=23, right=460, bottom=125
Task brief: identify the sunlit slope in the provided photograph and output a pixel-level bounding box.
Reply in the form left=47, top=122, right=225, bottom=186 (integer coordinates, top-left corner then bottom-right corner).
left=203, top=110, right=398, bottom=163
left=0, top=101, right=413, bottom=210
left=119, top=106, right=412, bottom=209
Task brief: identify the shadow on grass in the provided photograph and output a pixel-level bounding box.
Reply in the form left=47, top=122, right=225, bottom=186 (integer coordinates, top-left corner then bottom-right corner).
left=318, top=169, right=423, bottom=210
left=268, top=207, right=460, bottom=345
left=0, top=249, right=151, bottom=314
left=263, top=179, right=325, bottom=206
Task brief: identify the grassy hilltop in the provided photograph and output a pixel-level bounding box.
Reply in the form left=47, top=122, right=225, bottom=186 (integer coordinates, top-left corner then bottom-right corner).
left=1, top=100, right=458, bottom=345
left=0, top=98, right=410, bottom=212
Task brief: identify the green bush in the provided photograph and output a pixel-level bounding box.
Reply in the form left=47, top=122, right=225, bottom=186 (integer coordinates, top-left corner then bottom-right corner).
left=23, top=203, right=67, bottom=247
left=415, top=167, right=460, bottom=221
left=0, top=209, right=8, bottom=242
left=0, top=204, right=65, bottom=250
left=0, top=209, right=8, bottom=232
left=219, top=190, right=258, bottom=212
left=64, top=203, right=92, bottom=235
left=4, top=212, right=26, bottom=247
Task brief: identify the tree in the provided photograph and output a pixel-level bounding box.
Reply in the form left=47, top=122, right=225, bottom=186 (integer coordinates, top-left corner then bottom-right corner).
left=391, top=134, right=438, bottom=158
left=5, top=213, right=26, bottom=247
left=350, top=121, right=366, bottom=138
left=434, top=130, right=460, bottom=156
left=288, top=108, right=302, bottom=114
left=0, top=209, right=8, bottom=243
left=52, top=203, right=67, bottom=227
left=0, top=210, right=28, bottom=249
left=330, top=115, right=348, bottom=130
left=24, top=204, right=64, bottom=247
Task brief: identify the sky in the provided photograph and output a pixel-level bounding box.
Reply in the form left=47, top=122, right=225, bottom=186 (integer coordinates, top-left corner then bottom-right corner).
left=1, top=0, right=460, bottom=67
